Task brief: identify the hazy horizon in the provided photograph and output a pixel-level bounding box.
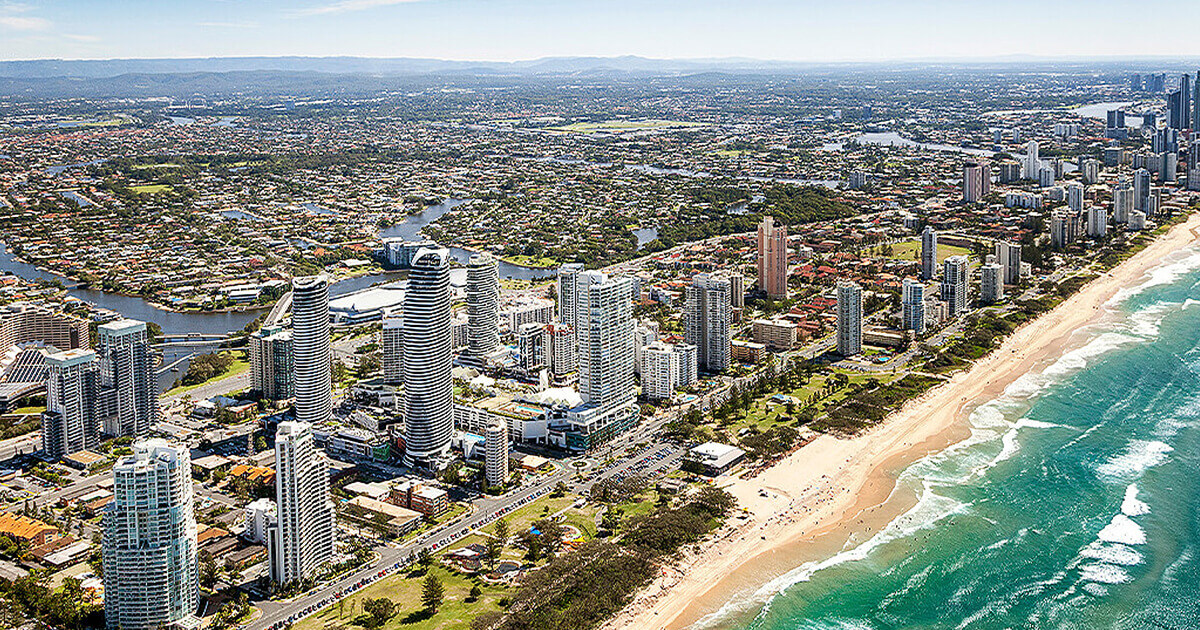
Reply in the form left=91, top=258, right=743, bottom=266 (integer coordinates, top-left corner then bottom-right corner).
left=4, top=0, right=1200, bottom=63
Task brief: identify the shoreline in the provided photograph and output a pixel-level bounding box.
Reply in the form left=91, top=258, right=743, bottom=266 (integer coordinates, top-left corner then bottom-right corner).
left=609, top=211, right=1200, bottom=630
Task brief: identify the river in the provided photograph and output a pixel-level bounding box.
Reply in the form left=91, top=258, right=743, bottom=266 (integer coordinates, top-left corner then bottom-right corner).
left=0, top=198, right=554, bottom=336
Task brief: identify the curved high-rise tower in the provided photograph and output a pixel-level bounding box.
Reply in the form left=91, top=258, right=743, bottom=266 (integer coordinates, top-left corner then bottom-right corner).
left=291, top=276, right=331, bottom=425
left=403, top=248, right=453, bottom=467
left=467, top=253, right=500, bottom=361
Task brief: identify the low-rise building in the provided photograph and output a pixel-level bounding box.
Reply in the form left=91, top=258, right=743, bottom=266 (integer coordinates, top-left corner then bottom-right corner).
left=682, top=442, right=747, bottom=476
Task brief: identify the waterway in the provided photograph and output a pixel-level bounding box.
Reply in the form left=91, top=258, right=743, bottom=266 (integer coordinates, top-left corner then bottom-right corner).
left=0, top=198, right=552, bottom=336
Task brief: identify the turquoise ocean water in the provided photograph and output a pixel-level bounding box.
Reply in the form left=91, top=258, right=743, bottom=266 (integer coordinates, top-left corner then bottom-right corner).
left=709, top=244, right=1200, bottom=630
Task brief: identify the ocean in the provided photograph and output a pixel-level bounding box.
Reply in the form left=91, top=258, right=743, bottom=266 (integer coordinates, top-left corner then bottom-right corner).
left=710, top=244, right=1200, bottom=630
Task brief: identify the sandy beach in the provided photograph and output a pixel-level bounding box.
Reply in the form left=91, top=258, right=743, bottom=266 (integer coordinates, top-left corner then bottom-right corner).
left=607, top=211, right=1200, bottom=630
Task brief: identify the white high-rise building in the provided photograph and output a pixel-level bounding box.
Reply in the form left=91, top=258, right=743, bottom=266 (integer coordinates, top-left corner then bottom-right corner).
left=382, top=312, right=403, bottom=384
left=1024, top=140, right=1040, bottom=179
left=981, top=263, right=1004, bottom=304
left=577, top=273, right=635, bottom=408
left=517, top=322, right=546, bottom=374
left=994, top=241, right=1022, bottom=285
left=1067, top=182, right=1085, bottom=212
left=249, top=325, right=293, bottom=401
left=684, top=273, right=731, bottom=373
left=556, top=263, right=586, bottom=344
left=103, top=439, right=198, bottom=630
left=42, top=349, right=100, bottom=460
left=901, top=279, right=925, bottom=335
left=836, top=282, right=863, bottom=357
left=1087, top=206, right=1109, bottom=238
left=1113, top=185, right=1133, bottom=224
left=291, top=276, right=332, bottom=426
left=942, top=255, right=970, bottom=316
left=484, top=422, right=509, bottom=489
left=97, top=319, right=158, bottom=438
left=269, top=421, right=334, bottom=586
left=545, top=322, right=576, bottom=378
left=920, top=226, right=937, bottom=281
left=402, top=248, right=454, bottom=467
left=466, top=254, right=500, bottom=361
left=640, top=342, right=698, bottom=401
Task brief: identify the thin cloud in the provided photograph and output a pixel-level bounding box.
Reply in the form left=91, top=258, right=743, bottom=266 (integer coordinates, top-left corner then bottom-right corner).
left=62, top=33, right=100, bottom=42
left=292, top=0, right=422, bottom=18
left=0, top=15, right=48, bottom=30
left=198, top=21, right=259, bottom=28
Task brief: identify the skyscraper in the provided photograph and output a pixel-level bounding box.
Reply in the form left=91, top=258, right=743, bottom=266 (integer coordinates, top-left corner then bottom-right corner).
left=962, top=160, right=990, bottom=203
left=545, top=322, right=576, bottom=378
left=757, top=216, right=789, bottom=299
left=578, top=273, right=635, bottom=408
left=1134, top=168, right=1152, bottom=212
left=556, top=263, right=586, bottom=343
left=1024, top=140, right=1040, bottom=180
left=920, top=226, right=937, bottom=281
left=981, top=263, right=1004, bottom=305
left=901, top=278, right=925, bottom=335
left=249, top=325, right=294, bottom=401
left=269, top=421, right=334, bottom=585
left=1087, top=206, right=1108, bottom=238
left=684, top=273, right=732, bottom=373
left=1182, top=73, right=1192, bottom=129
left=103, top=439, right=198, bottom=630
left=291, top=276, right=332, bottom=425
left=994, top=241, right=1022, bottom=285
left=41, top=349, right=100, bottom=460
left=832, top=283, right=860, bottom=358
left=97, top=319, right=157, bottom=438
left=402, top=248, right=454, bottom=467
left=729, top=272, right=745, bottom=309
left=942, top=256, right=970, bottom=316
left=381, top=312, right=403, bottom=385
left=1067, top=182, right=1084, bottom=213
left=466, top=253, right=500, bottom=361
left=484, top=421, right=509, bottom=489
left=1113, top=184, right=1133, bottom=224
left=517, top=322, right=546, bottom=375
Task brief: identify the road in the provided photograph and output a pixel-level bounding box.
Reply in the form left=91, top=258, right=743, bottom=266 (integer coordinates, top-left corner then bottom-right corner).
left=246, top=462, right=576, bottom=630
left=245, top=411, right=689, bottom=630
left=0, top=432, right=40, bottom=461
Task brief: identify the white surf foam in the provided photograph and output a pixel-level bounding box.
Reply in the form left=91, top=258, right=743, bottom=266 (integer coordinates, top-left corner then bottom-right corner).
left=1097, top=514, right=1147, bottom=546
left=1096, top=440, right=1173, bottom=482
left=1120, top=484, right=1150, bottom=517
left=1079, top=542, right=1143, bottom=566
left=1079, top=563, right=1132, bottom=584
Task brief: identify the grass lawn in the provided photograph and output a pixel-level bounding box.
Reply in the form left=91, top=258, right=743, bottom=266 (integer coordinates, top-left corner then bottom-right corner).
left=10, top=405, right=44, bottom=415
left=164, top=353, right=249, bottom=397
left=500, top=254, right=557, bottom=269
left=130, top=183, right=173, bottom=195
left=717, top=370, right=907, bottom=436
left=884, top=240, right=972, bottom=264
left=294, top=566, right=508, bottom=630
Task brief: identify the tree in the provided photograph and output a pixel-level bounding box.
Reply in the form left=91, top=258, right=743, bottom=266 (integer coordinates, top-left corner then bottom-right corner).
left=361, top=597, right=396, bottom=628
left=200, top=550, right=220, bottom=589
left=417, top=547, right=433, bottom=571
left=494, top=518, right=509, bottom=545
left=534, top=518, right=564, bottom=556
left=483, top=536, right=502, bottom=569
left=467, top=584, right=483, bottom=602
left=421, top=573, right=444, bottom=612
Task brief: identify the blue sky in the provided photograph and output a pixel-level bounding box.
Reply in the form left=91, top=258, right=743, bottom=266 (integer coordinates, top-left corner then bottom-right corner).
left=2, top=0, right=1199, bottom=62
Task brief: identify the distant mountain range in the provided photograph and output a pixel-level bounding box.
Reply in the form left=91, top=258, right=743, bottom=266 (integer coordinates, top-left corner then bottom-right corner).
left=3, top=54, right=1199, bottom=80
